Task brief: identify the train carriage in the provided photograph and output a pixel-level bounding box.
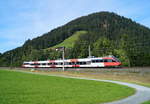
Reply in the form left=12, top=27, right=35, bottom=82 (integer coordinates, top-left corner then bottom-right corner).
left=22, top=55, right=121, bottom=68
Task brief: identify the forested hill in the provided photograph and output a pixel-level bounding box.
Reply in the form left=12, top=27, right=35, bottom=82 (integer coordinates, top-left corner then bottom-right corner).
left=0, top=11, right=150, bottom=67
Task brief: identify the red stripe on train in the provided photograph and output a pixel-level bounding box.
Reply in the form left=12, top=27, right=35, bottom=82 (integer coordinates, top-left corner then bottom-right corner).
left=72, top=65, right=80, bottom=67
left=50, top=65, right=56, bottom=68
left=34, top=65, right=39, bottom=68
left=103, top=57, right=113, bottom=60
left=48, top=60, right=55, bottom=63
left=104, top=62, right=121, bottom=67
left=70, top=59, right=78, bottom=62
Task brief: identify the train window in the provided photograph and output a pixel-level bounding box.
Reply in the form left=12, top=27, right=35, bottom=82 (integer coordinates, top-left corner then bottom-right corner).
left=103, top=59, right=108, bottom=62
left=97, top=60, right=103, bottom=62
left=57, top=62, right=63, bottom=65
left=42, top=63, right=46, bottom=65
left=99, top=60, right=103, bottom=62
left=112, top=60, right=116, bottom=62
left=23, top=63, right=29, bottom=65
left=76, top=62, right=81, bottom=65
left=92, top=60, right=103, bottom=63
left=68, top=62, right=75, bottom=65
left=48, top=63, right=53, bottom=65
left=76, top=62, right=80, bottom=65
left=107, top=59, right=113, bottom=62
left=103, top=59, right=116, bottom=62
left=86, top=61, right=91, bottom=64
left=79, top=62, right=82, bottom=65
left=31, top=63, right=40, bottom=65
left=83, top=62, right=86, bottom=65
left=107, top=59, right=116, bottom=62
left=78, top=62, right=86, bottom=65
left=54, top=63, right=58, bottom=65
left=72, top=62, right=75, bottom=65
left=92, top=60, right=96, bottom=63
left=96, top=60, right=99, bottom=62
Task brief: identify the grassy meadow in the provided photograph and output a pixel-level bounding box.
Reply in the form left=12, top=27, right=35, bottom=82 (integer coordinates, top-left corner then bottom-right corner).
left=52, top=31, right=87, bottom=48
left=143, top=101, right=150, bottom=104
left=0, top=69, right=135, bottom=104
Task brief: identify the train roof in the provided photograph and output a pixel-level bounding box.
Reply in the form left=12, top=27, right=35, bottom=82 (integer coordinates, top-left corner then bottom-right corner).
left=23, top=55, right=117, bottom=63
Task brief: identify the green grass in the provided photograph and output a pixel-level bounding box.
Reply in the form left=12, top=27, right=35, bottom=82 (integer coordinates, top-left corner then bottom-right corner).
left=0, top=70, right=135, bottom=104
left=52, top=30, right=87, bottom=48
left=143, top=101, right=150, bottom=104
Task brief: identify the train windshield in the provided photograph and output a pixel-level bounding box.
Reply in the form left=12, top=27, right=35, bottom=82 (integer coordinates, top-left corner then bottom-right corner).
left=113, top=57, right=120, bottom=62
left=108, top=55, right=120, bottom=62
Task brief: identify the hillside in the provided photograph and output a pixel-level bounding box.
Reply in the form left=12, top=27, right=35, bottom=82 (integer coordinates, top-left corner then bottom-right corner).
left=51, top=31, right=87, bottom=48
left=0, top=11, right=150, bottom=67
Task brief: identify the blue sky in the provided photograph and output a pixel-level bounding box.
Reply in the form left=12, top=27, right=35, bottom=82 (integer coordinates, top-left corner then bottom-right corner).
left=0, top=0, right=150, bottom=53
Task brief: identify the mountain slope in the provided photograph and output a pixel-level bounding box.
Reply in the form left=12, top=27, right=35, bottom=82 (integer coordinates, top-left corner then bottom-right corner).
left=51, top=31, right=87, bottom=48
left=0, top=11, right=150, bottom=66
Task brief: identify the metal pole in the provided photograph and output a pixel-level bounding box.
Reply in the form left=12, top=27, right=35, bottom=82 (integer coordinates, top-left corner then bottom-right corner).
left=88, top=45, right=91, bottom=58
left=10, top=52, right=13, bottom=69
left=62, top=47, right=65, bottom=71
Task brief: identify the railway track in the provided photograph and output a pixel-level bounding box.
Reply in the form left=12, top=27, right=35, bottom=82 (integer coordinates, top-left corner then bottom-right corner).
left=1, top=67, right=150, bottom=73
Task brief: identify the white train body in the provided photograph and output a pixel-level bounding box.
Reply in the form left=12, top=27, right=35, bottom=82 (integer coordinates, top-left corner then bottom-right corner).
left=22, top=56, right=121, bottom=68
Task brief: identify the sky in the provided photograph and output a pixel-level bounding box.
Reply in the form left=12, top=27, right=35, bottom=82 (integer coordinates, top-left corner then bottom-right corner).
left=0, top=0, right=150, bottom=53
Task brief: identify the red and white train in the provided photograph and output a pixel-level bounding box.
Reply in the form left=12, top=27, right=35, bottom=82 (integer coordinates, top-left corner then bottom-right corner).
left=22, top=55, right=121, bottom=68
